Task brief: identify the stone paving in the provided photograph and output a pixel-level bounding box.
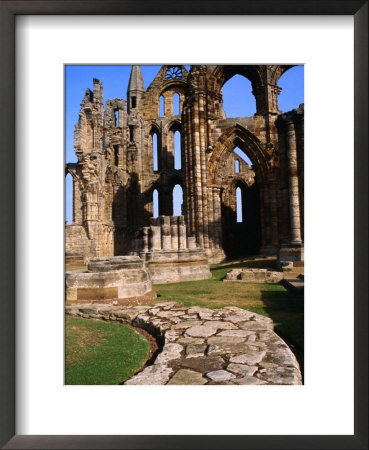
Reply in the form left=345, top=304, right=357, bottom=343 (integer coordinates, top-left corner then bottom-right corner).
left=66, top=302, right=302, bottom=385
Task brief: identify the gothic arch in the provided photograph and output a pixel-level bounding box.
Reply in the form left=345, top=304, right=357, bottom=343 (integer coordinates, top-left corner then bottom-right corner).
left=209, top=124, right=271, bottom=182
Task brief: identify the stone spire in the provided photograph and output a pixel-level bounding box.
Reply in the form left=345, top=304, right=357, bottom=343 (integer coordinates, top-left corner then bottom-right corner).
left=127, top=65, right=145, bottom=112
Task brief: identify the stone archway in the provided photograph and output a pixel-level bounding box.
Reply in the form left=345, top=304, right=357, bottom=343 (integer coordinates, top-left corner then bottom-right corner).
left=209, top=124, right=275, bottom=257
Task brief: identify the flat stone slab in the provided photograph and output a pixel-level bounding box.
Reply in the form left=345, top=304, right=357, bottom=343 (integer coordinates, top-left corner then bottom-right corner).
left=224, top=268, right=284, bottom=284
left=167, top=369, right=207, bottom=385
left=66, top=301, right=302, bottom=385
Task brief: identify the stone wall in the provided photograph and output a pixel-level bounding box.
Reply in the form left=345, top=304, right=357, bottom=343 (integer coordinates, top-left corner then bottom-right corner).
left=66, top=256, right=155, bottom=303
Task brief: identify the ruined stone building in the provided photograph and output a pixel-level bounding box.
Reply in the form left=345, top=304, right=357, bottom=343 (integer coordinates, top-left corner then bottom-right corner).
left=65, top=65, right=304, bottom=267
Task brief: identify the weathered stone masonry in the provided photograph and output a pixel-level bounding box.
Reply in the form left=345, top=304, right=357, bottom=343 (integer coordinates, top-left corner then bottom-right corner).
left=66, top=65, right=304, bottom=266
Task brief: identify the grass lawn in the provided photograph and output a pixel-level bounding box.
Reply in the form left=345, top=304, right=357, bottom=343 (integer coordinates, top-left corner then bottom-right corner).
left=65, top=317, right=149, bottom=385
left=154, top=258, right=304, bottom=350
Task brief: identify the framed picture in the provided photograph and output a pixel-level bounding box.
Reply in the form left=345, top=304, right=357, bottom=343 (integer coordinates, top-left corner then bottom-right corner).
left=1, top=1, right=367, bottom=448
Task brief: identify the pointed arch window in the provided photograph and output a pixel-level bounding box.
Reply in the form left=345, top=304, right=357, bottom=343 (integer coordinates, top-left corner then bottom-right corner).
left=159, top=96, right=165, bottom=117
left=235, top=159, right=240, bottom=173
left=173, top=93, right=180, bottom=115
left=236, top=187, right=243, bottom=223
left=234, top=147, right=252, bottom=166
left=152, top=132, right=158, bottom=171
left=153, top=189, right=159, bottom=218
left=174, top=131, right=181, bottom=170
left=172, top=184, right=183, bottom=216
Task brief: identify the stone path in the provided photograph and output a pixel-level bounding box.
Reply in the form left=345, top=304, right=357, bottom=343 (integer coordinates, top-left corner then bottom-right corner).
left=66, top=302, right=302, bottom=385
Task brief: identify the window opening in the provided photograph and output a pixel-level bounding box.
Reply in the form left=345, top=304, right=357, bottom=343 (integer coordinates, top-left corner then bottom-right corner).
left=236, top=187, right=243, bottom=223
left=222, top=75, right=255, bottom=117
left=114, top=109, right=119, bottom=127
left=153, top=189, right=159, bottom=218
left=152, top=133, right=158, bottom=171
left=173, top=184, right=183, bottom=216
left=173, top=93, right=180, bottom=115
left=131, top=96, right=136, bottom=108
left=235, top=159, right=240, bottom=173
left=159, top=96, right=165, bottom=117
left=278, top=65, right=304, bottom=113
left=114, top=145, right=119, bottom=166
left=234, top=147, right=252, bottom=166
left=129, top=126, right=134, bottom=141
left=165, top=66, right=182, bottom=79
left=174, top=131, right=181, bottom=170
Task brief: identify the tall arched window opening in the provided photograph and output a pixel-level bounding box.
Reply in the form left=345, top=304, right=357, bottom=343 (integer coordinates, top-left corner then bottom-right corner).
left=114, top=109, right=119, bottom=127
left=153, top=189, right=159, bottom=218
left=222, top=75, right=255, bottom=117
left=159, top=95, right=165, bottom=117
left=152, top=132, right=158, bottom=171
left=278, top=65, right=304, bottom=112
left=174, top=131, right=181, bottom=170
left=173, top=93, right=180, bottom=115
left=236, top=186, right=243, bottom=223
left=114, top=145, right=119, bottom=166
left=235, top=159, right=240, bottom=173
left=173, top=184, right=183, bottom=216
left=65, top=173, right=73, bottom=224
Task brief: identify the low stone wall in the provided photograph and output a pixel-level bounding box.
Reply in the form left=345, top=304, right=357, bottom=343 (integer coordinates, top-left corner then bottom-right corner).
left=132, top=215, right=212, bottom=283
left=66, top=256, right=156, bottom=303
left=66, top=302, right=302, bottom=385
left=143, top=248, right=211, bottom=284
left=224, top=268, right=284, bottom=283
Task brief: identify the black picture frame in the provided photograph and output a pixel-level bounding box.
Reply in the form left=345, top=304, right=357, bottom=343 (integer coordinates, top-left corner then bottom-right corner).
left=0, top=1, right=367, bottom=449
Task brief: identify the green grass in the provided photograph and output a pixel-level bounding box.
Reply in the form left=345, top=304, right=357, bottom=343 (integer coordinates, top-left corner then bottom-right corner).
left=154, top=258, right=304, bottom=349
left=65, top=317, right=149, bottom=385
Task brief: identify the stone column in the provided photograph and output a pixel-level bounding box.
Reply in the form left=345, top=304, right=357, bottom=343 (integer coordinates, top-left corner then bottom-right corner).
left=178, top=216, right=187, bottom=249
left=150, top=226, right=161, bottom=250
left=142, top=227, right=150, bottom=252
left=212, top=186, right=222, bottom=250
left=286, top=121, right=302, bottom=244
left=160, top=216, right=171, bottom=250
left=170, top=216, right=179, bottom=249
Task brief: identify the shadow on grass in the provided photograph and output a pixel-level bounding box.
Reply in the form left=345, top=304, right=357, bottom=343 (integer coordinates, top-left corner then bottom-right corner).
left=259, top=289, right=304, bottom=380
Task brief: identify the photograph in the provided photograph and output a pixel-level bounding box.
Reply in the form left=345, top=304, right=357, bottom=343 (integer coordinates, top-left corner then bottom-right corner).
left=65, top=64, right=305, bottom=386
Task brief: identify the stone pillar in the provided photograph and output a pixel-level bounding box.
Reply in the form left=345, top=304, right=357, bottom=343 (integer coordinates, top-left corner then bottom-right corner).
left=188, top=236, right=197, bottom=249
left=170, top=216, right=179, bottom=249
left=178, top=216, right=187, bottom=249
left=286, top=121, right=302, bottom=244
left=160, top=216, right=171, bottom=250
left=150, top=226, right=161, bottom=250
left=252, top=83, right=282, bottom=115
left=142, top=227, right=149, bottom=252
left=212, top=186, right=222, bottom=249
left=198, top=93, right=209, bottom=249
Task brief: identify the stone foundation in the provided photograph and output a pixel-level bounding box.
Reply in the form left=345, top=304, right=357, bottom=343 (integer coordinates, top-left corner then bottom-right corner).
left=66, top=302, right=302, bottom=385
left=65, top=256, right=156, bottom=303
left=224, top=268, right=284, bottom=284
left=132, top=215, right=212, bottom=283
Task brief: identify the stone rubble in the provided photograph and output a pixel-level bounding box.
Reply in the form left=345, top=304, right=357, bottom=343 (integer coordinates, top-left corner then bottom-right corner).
left=66, top=301, right=302, bottom=385
left=224, top=268, right=284, bottom=283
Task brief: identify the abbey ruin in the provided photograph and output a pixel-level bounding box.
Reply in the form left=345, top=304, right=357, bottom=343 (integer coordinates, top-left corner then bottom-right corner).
left=65, top=65, right=304, bottom=271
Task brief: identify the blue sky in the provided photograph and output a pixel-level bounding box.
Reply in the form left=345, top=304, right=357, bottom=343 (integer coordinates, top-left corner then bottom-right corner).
left=65, top=65, right=304, bottom=223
